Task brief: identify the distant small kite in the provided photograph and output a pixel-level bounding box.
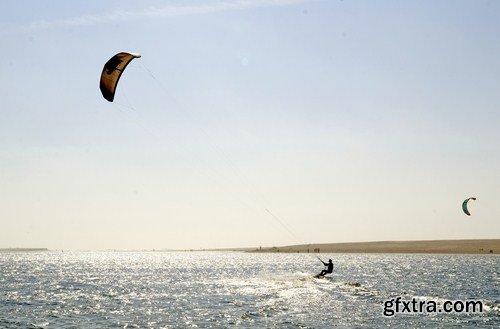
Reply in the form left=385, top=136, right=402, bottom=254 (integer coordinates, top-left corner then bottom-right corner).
left=99, top=52, right=141, bottom=102
left=462, top=197, right=476, bottom=216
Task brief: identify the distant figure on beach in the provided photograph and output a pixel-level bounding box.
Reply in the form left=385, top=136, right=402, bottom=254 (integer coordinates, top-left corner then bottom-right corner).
left=317, top=258, right=333, bottom=277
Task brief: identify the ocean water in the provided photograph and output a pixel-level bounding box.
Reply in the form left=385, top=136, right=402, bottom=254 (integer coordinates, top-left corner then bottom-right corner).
left=0, top=251, right=498, bottom=328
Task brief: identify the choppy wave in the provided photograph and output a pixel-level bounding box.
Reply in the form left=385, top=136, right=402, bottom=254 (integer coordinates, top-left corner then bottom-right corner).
left=0, top=252, right=498, bottom=328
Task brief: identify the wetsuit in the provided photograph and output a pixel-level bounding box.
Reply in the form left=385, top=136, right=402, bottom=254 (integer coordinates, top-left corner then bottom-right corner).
left=319, top=261, right=333, bottom=276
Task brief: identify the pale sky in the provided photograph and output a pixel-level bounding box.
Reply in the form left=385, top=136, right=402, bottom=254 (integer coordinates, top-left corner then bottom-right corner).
left=1, top=0, right=499, bottom=250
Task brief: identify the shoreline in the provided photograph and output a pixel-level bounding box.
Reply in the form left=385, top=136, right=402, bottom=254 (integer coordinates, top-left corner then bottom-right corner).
left=0, top=248, right=48, bottom=253
left=2, top=240, right=498, bottom=254
left=248, top=239, right=499, bottom=254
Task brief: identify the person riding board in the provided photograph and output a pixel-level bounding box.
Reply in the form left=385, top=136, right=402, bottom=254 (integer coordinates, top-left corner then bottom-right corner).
left=317, top=257, right=333, bottom=277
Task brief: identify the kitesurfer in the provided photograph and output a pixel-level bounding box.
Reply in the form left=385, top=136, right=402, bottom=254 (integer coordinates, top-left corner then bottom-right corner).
left=317, top=258, right=333, bottom=277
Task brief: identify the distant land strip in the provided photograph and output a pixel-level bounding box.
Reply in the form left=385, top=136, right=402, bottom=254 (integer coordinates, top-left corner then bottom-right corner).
left=248, top=239, right=499, bottom=254
left=0, top=248, right=48, bottom=252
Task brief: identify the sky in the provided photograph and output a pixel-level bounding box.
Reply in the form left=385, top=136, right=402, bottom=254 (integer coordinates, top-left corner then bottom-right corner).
left=0, top=0, right=499, bottom=250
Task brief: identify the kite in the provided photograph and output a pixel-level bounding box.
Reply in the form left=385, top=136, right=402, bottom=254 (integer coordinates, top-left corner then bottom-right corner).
left=462, top=197, right=476, bottom=216
left=99, top=52, right=141, bottom=102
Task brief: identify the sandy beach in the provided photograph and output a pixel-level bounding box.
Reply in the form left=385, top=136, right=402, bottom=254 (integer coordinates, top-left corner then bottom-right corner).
left=250, top=239, right=499, bottom=254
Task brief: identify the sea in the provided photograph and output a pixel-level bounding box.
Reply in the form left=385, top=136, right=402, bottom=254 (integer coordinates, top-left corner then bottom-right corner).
left=0, top=251, right=498, bottom=328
